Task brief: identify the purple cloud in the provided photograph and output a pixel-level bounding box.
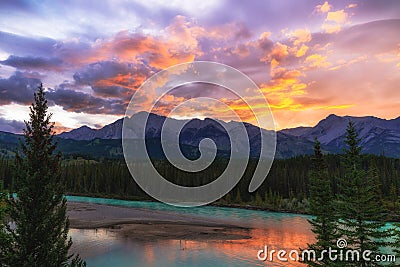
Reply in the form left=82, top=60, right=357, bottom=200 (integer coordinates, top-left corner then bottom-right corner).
left=1, top=55, right=63, bottom=70
left=0, top=71, right=41, bottom=105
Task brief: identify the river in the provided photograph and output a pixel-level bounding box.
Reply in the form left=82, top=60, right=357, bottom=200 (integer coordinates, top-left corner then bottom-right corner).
left=67, top=196, right=317, bottom=266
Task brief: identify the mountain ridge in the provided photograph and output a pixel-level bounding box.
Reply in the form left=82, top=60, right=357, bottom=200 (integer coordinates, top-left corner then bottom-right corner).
left=1, top=113, right=399, bottom=159
left=56, top=112, right=400, bottom=158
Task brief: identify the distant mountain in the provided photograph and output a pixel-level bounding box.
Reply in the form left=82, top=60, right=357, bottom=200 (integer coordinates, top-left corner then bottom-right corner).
left=58, top=119, right=123, bottom=140
left=57, top=112, right=314, bottom=159
left=1, top=113, right=399, bottom=159
left=54, top=112, right=400, bottom=158
left=281, top=114, right=400, bottom=157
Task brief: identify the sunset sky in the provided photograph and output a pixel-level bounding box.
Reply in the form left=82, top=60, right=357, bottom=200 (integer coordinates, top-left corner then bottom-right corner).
left=0, top=0, right=399, bottom=133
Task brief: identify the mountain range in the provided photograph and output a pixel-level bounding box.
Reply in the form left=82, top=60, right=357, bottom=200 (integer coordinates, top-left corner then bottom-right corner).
left=1, top=113, right=399, bottom=159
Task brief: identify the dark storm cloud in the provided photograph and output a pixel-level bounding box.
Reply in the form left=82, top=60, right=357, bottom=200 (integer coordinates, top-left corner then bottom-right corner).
left=73, top=61, right=130, bottom=85
left=0, top=71, right=41, bottom=105
left=73, top=60, right=156, bottom=98
left=47, top=86, right=127, bottom=115
left=91, top=85, right=131, bottom=99
left=0, top=117, right=25, bottom=134
left=1, top=55, right=63, bottom=70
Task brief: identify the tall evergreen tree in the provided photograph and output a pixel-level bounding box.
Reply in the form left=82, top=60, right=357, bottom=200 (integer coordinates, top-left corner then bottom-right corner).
left=2, top=85, right=85, bottom=266
left=306, top=138, right=340, bottom=266
left=336, top=122, right=390, bottom=266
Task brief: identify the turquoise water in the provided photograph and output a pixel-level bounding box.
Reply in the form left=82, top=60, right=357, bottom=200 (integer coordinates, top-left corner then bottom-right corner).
left=66, top=196, right=310, bottom=227
left=68, top=196, right=314, bottom=266
left=67, top=196, right=398, bottom=267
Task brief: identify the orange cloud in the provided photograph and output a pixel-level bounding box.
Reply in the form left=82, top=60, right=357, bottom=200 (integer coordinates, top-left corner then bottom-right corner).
left=257, top=55, right=309, bottom=113
left=290, top=28, right=312, bottom=46
left=321, top=8, right=350, bottom=33
left=305, top=54, right=331, bottom=68
left=346, top=3, right=357, bottom=9
left=53, top=121, right=73, bottom=134
left=315, top=1, right=332, bottom=13
left=262, top=42, right=289, bottom=62
left=326, top=10, right=348, bottom=24
left=295, top=44, right=309, bottom=57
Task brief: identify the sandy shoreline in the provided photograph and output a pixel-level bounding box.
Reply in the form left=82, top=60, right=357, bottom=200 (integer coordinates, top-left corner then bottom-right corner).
left=67, top=202, right=251, bottom=241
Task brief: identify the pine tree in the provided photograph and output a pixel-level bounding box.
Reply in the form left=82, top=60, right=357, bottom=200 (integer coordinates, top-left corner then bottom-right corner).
left=306, top=138, right=340, bottom=266
left=3, top=85, right=85, bottom=266
left=336, top=122, right=390, bottom=266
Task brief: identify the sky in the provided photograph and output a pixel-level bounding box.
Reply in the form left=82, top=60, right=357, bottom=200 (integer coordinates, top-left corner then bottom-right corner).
left=0, top=0, right=399, bottom=133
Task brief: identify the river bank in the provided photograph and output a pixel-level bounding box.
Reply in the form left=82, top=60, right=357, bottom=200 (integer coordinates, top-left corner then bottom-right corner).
left=67, top=201, right=251, bottom=241
left=67, top=193, right=400, bottom=222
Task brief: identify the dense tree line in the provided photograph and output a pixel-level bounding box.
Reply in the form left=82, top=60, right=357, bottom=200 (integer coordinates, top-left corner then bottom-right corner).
left=1, top=151, right=398, bottom=215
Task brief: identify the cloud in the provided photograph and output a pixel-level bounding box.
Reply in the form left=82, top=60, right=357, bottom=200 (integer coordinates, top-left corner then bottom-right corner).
left=321, top=7, right=350, bottom=34
left=73, top=61, right=131, bottom=85
left=326, top=10, right=348, bottom=24
left=333, top=19, right=400, bottom=54
left=315, top=1, right=332, bottom=13
left=47, top=86, right=127, bottom=115
left=305, top=54, right=331, bottom=68
left=0, top=71, right=41, bottom=105
left=346, top=3, right=357, bottom=9
left=99, top=30, right=196, bottom=69
left=0, top=1, right=400, bottom=131
left=290, top=28, right=312, bottom=46
left=0, top=31, right=57, bottom=57
left=263, top=42, right=289, bottom=63
left=296, top=44, right=309, bottom=57
left=0, top=117, right=25, bottom=133
left=52, top=121, right=73, bottom=134
left=257, top=31, right=273, bottom=51
left=73, top=60, right=156, bottom=98
left=1, top=55, right=63, bottom=71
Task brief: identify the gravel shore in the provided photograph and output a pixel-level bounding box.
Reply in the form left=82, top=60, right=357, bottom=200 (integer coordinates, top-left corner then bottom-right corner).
left=67, top=202, right=251, bottom=241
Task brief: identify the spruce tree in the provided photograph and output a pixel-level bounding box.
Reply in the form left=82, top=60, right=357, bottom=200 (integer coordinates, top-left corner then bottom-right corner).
left=4, top=85, right=85, bottom=266
left=306, top=138, right=340, bottom=266
left=336, top=122, right=390, bottom=266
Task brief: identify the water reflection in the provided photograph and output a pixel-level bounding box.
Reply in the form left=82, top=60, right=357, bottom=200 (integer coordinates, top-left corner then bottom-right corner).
left=70, top=213, right=314, bottom=267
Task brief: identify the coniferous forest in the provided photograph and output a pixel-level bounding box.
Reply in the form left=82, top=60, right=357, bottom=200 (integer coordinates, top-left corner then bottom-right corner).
left=1, top=148, right=398, bottom=218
